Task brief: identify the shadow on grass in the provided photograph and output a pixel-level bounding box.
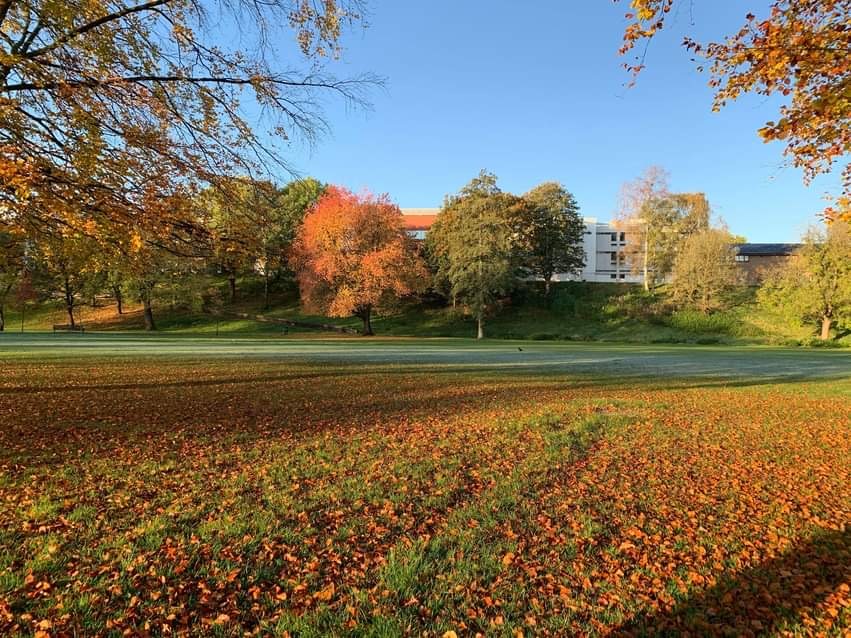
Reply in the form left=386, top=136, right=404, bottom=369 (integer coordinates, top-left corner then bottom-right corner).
left=616, top=527, right=851, bottom=636
left=0, top=358, right=847, bottom=396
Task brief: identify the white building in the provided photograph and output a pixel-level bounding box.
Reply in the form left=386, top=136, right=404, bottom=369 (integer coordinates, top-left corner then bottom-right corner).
left=402, top=210, right=643, bottom=284
left=554, top=217, right=642, bottom=284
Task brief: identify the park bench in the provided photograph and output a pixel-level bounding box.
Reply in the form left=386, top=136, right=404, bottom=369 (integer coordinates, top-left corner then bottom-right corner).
left=52, top=324, right=85, bottom=333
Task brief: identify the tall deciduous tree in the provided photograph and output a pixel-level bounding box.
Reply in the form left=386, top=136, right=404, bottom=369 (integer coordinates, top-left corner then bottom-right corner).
left=33, top=231, right=98, bottom=328
left=618, top=1, right=851, bottom=220
left=618, top=171, right=711, bottom=290
left=0, top=230, right=25, bottom=331
left=0, top=0, right=375, bottom=246
left=199, top=179, right=265, bottom=303
left=429, top=171, right=520, bottom=339
left=518, top=182, right=585, bottom=294
left=759, top=222, right=851, bottom=340
left=260, top=178, right=325, bottom=308
left=670, top=228, right=741, bottom=314
left=289, top=186, right=427, bottom=335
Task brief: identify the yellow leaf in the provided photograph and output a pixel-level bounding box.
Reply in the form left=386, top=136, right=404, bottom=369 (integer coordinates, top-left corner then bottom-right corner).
left=315, top=582, right=335, bottom=602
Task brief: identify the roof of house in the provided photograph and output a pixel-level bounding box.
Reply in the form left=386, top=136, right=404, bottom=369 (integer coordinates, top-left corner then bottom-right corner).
left=735, top=243, right=801, bottom=256
left=401, top=208, right=439, bottom=231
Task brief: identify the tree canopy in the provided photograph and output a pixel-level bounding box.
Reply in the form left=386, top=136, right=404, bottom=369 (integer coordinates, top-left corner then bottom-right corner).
left=517, top=182, right=585, bottom=294
left=759, top=221, right=851, bottom=340
left=289, top=186, right=427, bottom=335
left=0, top=0, right=373, bottom=247
left=618, top=0, right=851, bottom=221
left=670, top=228, right=741, bottom=314
left=618, top=169, right=711, bottom=289
left=429, top=171, right=521, bottom=339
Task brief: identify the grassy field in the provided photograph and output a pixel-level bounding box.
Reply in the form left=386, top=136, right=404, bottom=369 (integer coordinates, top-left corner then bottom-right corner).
left=6, top=279, right=841, bottom=346
left=1, top=337, right=849, bottom=636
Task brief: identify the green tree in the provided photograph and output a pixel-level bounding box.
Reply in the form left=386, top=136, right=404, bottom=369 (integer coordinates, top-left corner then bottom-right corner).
left=118, top=242, right=203, bottom=331
left=0, top=231, right=25, bottom=331
left=33, top=231, right=98, bottom=328
left=198, top=179, right=265, bottom=303
left=623, top=190, right=711, bottom=290
left=430, top=171, right=519, bottom=339
left=670, top=228, right=741, bottom=314
left=259, top=178, right=325, bottom=308
left=518, top=182, right=585, bottom=294
left=759, top=222, right=851, bottom=341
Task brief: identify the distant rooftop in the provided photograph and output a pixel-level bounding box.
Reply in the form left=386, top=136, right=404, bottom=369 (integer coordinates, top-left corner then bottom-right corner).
left=401, top=208, right=439, bottom=231
left=735, top=243, right=801, bottom=256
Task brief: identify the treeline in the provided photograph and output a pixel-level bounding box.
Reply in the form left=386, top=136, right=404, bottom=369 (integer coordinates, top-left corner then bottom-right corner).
left=0, top=177, right=326, bottom=332
left=1, top=170, right=849, bottom=341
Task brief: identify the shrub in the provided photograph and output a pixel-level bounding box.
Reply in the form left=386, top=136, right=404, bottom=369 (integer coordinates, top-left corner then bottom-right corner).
left=529, top=332, right=560, bottom=341
left=804, top=337, right=845, bottom=348
left=668, top=310, right=735, bottom=334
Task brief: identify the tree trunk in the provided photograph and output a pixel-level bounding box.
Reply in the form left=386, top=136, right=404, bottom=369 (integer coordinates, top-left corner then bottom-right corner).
left=544, top=277, right=551, bottom=296
left=263, top=270, right=270, bottom=310
left=228, top=275, right=236, bottom=303
left=0, top=283, right=9, bottom=331
left=360, top=306, right=373, bottom=336
left=820, top=316, right=832, bottom=341
left=477, top=314, right=484, bottom=340
left=113, top=285, right=123, bottom=315
left=142, top=296, right=156, bottom=331
left=63, top=275, right=76, bottom=329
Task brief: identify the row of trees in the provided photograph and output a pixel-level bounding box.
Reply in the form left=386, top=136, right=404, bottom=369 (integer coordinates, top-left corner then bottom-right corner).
left=1, top=169, right=590, bottom=338
left=0, top=177, right=325, bottom=331
left=2, top=166, right=849, bottom=341
left=2, top=1, right=848, bottom=265
left=426, top=172, right=585, bottom=338
left=288, top=172, right=586, bottom=336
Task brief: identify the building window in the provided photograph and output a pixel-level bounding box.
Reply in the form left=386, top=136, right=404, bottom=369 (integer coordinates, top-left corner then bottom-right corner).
left=610, top=274, right=617, bottom=279
left=619, top=232, right=626, bottom=242
left=610, top=253, right=618, bottom=264
left=619, top=274, right=626, bottom=279
left=611, top=232, right=617, bottom=242
left=735, top=255, right=749, bottom=262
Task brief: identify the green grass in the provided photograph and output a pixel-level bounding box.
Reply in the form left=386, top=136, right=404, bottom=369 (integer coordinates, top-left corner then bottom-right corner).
left=0, top=339, right=849, bottom=635
left=5, top=277, right=845, bottom=346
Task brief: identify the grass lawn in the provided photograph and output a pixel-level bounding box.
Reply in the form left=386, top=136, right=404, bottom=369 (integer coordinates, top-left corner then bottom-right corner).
left=0, top=337, right=849, bottom=636
left=9, top=279, right=842, bottom=346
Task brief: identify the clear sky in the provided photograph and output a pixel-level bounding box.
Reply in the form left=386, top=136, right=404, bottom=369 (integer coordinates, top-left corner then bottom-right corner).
left=278, top=0, right=841, bottom=242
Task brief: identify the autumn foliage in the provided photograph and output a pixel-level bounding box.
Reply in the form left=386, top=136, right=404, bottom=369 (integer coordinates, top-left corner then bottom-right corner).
left=0, top=0, right=370, bottom=247
left=618, top=0, right=851, bottom=221
left=289, top=187, right=428, bottom=334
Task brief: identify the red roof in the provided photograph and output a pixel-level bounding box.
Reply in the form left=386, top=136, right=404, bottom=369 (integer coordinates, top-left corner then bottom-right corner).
left=402, top=214, right=438, bottom=231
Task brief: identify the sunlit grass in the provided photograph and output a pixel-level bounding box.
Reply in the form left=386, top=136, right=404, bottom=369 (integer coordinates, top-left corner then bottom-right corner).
left=0, top=346, right=848, bottom=636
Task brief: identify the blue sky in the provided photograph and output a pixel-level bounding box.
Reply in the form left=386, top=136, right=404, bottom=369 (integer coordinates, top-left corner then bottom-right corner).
left=278, top=0, right=840, bottom=242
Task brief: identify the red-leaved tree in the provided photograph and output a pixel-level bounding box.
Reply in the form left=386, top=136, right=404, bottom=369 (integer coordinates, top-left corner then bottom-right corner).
left=289, top=187, right=428, bottom=335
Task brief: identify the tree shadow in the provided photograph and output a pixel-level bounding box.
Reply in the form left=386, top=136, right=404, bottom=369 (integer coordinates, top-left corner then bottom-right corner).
left=615, top=527, right=851, bottom=636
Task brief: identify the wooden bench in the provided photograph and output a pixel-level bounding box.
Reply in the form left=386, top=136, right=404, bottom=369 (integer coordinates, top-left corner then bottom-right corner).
left=52, top=324, right=85, bottom=333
